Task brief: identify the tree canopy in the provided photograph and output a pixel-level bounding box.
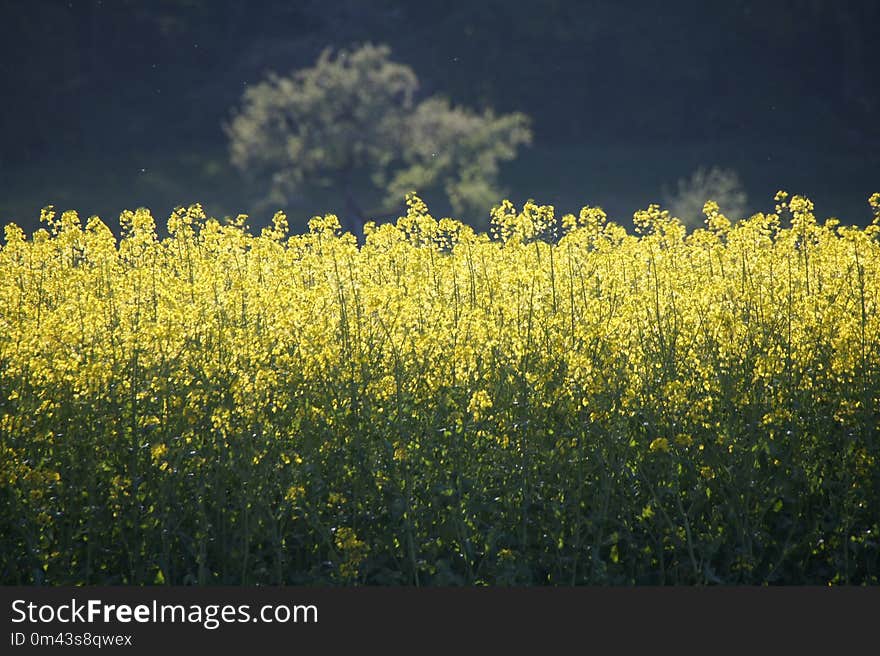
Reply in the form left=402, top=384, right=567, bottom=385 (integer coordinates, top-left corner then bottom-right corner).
left=225, top=43, right=532, bottom=234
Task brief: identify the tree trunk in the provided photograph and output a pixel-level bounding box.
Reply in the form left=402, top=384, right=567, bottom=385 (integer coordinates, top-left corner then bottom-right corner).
left=341, top=167, right=366, bottom=241
left=344, top=190, right=366, bottom=241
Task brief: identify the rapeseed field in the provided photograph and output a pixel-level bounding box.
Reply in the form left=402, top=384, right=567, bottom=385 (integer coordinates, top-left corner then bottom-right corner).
left=1, top=192, right=878, bottom=584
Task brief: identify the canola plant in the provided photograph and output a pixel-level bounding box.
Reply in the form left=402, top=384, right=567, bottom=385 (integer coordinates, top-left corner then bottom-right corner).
left=1, top=192, right=878, bottom=584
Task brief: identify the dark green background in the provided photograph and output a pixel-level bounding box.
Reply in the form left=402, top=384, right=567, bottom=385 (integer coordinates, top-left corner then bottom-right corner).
left=1, top=0, right=878, bottom=231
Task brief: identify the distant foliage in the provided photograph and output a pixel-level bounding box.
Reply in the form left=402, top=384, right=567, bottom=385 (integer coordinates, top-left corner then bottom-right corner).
left=664, top=166, right=749, bottom=229
left=1, top=192, right=879, bottom=584
left=226, top=43, right=532, bottom=229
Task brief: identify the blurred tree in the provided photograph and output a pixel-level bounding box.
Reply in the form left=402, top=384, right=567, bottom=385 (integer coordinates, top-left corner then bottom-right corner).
left=225, top=43, right=532, bottom=234
left=663, top=166, right=749, bottom=230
